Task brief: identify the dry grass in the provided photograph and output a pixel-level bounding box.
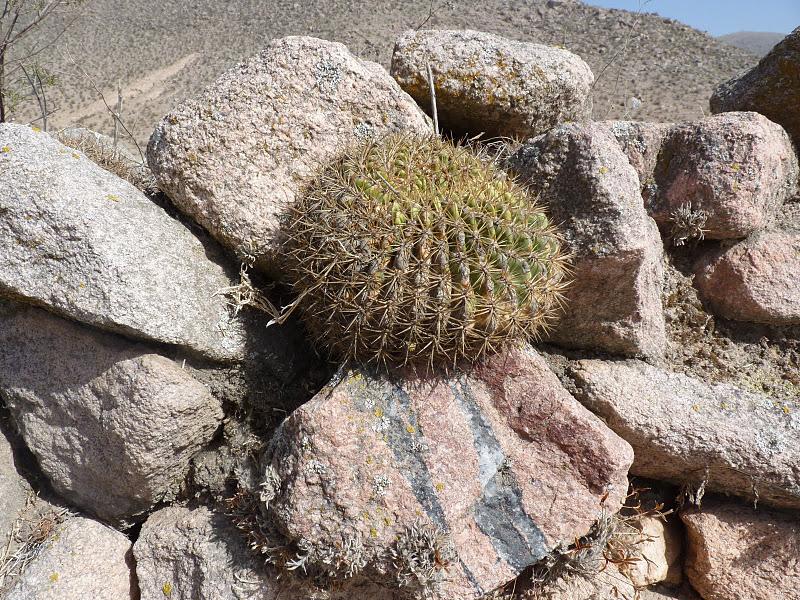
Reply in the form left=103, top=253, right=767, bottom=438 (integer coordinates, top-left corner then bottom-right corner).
left=663, top=248, right=800, bottom=405
left=0, top=497, right=73, bottom=594
left=53, top=128, right=158, bottom=194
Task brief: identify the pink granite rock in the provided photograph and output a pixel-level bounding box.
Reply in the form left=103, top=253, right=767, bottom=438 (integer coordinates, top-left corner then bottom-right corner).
left=599, top=120, right=672, bottom=191
left=0, top=427, right=29, bottom=556
left=148, top=36, right=429, bottom=274
left=571, top=359, right=800, bottom=510
left=620, top=515, right=683, bottom=587
left=681, top=499, right=800, bottom=600
left=649, top=112, right=798, bottom=239
left=531, top=563, right=635, bottom=600
left=263, top=345, right=633, bottom=599
left=637, top=585, right=703, bottom=600
left=694, top=228, right=800, bottom=324
left=135, top=506, right=291, bottom=600
left=0, top=123, right=246, bottom=363
left=508, top=122, right=666, bottom=359
left=0, top=300, right=223, bottom=525
left=6, top=517, right=134, bottom=600
left=711, top=26, right=800, bottom=148
left=390, top=29, right=593, bottom=139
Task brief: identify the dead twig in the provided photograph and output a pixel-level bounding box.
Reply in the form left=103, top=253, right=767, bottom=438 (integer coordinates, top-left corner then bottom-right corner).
left=426, top=61, right=439, bottom=136
left=61, top=47, right=146, bottom=163
left=413, top=0, right=454, bottom=31
left=589, top=0, right=653, bottom=118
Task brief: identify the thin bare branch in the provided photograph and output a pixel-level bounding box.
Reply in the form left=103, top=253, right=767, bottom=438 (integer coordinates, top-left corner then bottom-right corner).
left=62, top=47, right=147, bottom=162
left=6, top=1, right=64, bottom=46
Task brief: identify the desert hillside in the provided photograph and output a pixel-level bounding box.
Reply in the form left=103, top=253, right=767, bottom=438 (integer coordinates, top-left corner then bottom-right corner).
left=23, top=0, right=758, bottom=149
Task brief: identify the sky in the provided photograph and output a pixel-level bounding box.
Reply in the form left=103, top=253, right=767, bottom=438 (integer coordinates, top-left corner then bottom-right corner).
left=588, top=0, right=800, bottom=36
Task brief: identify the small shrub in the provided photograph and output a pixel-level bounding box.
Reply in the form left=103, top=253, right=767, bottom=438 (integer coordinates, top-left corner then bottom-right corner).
left=390, top=520, right=457, bottom=599
left=669, top=203, right=708, bottom=246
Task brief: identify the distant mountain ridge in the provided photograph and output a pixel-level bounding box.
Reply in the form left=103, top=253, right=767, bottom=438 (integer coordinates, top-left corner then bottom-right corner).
left=718, top=31, right=787, bottom=56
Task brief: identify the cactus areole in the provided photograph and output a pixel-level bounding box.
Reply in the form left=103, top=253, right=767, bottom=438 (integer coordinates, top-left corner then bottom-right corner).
left=283, top=133, right=569, bottom=368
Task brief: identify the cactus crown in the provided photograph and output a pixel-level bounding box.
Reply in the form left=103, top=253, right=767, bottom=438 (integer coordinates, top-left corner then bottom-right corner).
left=283, top=132, right=569, bottom=368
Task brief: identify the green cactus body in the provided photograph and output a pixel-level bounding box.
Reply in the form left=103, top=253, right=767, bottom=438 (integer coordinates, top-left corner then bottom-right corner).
left=283, top=133, right=569, bottom=368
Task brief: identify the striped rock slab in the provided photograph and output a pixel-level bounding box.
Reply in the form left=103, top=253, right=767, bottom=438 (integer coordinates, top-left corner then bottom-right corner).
left=264, top=345, right=633, bottom=599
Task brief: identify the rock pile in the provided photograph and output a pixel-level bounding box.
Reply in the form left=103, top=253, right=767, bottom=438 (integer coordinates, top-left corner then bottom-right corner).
left=2, top=27, right=799, bottom=600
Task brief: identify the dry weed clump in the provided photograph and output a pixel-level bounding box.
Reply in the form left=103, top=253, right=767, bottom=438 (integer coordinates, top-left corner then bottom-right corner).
left=487, top=486, right=671, bottom=600
left=225, top=468, right=458, bottom=599
left=0, top=498, right=73, bottom=594
left=669, top=203, right=708, bottom=246
left=53, top=128, right=158, bottom=194
left=225, top=483, right=372, bottom=592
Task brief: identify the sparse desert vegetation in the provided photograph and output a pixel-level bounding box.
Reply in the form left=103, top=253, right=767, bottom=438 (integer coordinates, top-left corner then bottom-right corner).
left=13, top=0, right=760, bottom=148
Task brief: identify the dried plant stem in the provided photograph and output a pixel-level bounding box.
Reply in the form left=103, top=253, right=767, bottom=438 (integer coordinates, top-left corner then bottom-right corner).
left=426, top=61, right=439, bottom=136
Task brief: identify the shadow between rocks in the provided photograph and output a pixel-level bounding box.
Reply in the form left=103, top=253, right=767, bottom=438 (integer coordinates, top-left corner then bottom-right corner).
left=174, top=255, right=336, bottom=504
left=0, top=398, right=65, bottom=508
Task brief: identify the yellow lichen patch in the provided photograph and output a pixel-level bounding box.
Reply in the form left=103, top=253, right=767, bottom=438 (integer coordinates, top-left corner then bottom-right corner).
left=373, top=407, right=384, bottom=418
left=31, top=126, right=41, bottom=133
left=1, top=145, right=10, bottom=153
left=71, top=152, right=80, bottom=159
left=106, top=194, right=120, bottom=202
left=405, top=424, right=416, bottom=434
left=691, top=404, right=701, bottom=412
left=783, top=405, right=791, bottom=415
left=162, top=582, right=173, bottom=597
left=435, top=482, right=445, bottom=492
left=370, top=527, right=379, bottom=538
left=740, top=370, right=800, bottom=402
left=598, top=166, right=609, bottom=175
left=49, top=572, right=59, bottom=583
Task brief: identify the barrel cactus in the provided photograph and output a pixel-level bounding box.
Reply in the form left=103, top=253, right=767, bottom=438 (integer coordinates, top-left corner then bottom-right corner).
left=282, top=133, right=569, bottom=368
